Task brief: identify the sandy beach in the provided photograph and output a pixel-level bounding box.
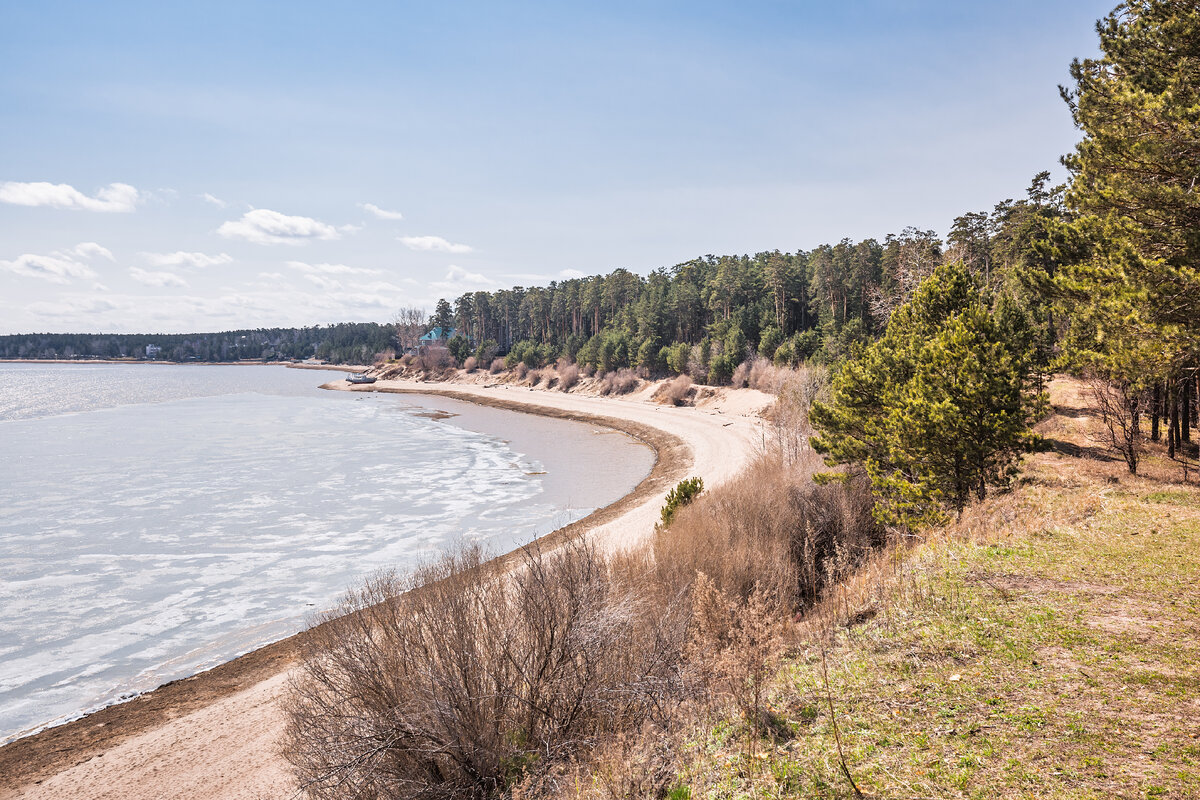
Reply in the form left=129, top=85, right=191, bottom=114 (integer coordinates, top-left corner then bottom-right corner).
left=0, top=377, right=773, bottom=800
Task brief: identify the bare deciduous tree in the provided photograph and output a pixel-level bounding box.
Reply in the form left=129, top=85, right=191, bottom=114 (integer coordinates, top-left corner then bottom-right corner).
left=1087, top=375, right=1149, bottom=474
left=392, top=306, right=427, bottom=354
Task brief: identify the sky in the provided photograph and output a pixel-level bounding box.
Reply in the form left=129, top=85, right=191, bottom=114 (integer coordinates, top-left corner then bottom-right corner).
left=0, top=0, right=1114, bottom=335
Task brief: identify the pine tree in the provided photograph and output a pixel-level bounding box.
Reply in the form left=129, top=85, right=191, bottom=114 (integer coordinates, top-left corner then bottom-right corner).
left=811, top=261, right=1038, bottom=528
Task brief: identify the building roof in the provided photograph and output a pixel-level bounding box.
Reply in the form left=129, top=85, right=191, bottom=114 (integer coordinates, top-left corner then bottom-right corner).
left=419, top=326, right=455, bottom=341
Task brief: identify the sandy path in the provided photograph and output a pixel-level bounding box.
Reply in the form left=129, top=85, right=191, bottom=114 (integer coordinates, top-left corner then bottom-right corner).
left=2, top=380, right=771, bottom=800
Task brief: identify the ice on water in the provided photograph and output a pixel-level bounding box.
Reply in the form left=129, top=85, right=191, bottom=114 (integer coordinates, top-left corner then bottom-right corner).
left=0, top=364, right=649, bottom=742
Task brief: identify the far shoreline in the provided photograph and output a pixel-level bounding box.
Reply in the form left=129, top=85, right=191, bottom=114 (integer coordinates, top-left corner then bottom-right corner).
left=0, top=378, right=693, bottom=795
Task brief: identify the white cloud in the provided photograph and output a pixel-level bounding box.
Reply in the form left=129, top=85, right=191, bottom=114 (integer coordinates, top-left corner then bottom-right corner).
left=0, top=241, right=112, bottom=284
left=218, top=208, right=341, bottom=245
left=501, top=268, right=589, bottom=284
left=0, top=181, right=140, bottom=212
left=201, top=192, right=227, bottom=208
left=427, top=265, right=498, bottom=299
left=303, top=274, right=343, bottom=291
left=1, top=253, right=97, bottom=284
left=359, top=202, right=404, bottom=221
left=398, top=235, right=474, bottom=254
left=286, top=260, right=381, bottom=276
left=142, top=251, right=232, bottom=268
left=71, top=242, right=115, bottom=261
left=129, top=267, right=188, bottom=288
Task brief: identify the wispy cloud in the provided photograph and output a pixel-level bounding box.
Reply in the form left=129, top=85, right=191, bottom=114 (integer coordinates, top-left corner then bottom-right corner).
left=428, top=265, right=497, bottom=299
left=286, top=260, right=381, bottom=276
left=218, top=208, right=341, bottom=245
left=0, top=242, right=111, bottom=284
left=359, top=202, right=404, bottom=221
left=398, top=235, right=474, bottom=254
left=142, top=251, right=232, bottom=268
left=129, top=267, right=188, bottom=288
left=71, top=242, right=115, bottom=261
left=0, top=181, right=140, bottom=212
left=200, top=192, right=227, bottom=208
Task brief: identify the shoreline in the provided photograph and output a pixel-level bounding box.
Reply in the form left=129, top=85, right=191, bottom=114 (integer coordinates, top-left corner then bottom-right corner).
left=1, top=377, right=769, bottom=799
left=0, top=359, right=366, bottom=372
left=0, top=376, right=771, bottom=799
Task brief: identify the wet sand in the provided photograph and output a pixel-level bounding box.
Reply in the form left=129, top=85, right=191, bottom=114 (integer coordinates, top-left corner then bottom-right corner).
left=0, top=379, right=772, bottom=800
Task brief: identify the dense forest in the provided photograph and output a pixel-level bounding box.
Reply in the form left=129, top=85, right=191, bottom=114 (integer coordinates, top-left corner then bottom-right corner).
left=426, top=175, right=1061, bottom=385
left=0, top=323, right=393, bottom=364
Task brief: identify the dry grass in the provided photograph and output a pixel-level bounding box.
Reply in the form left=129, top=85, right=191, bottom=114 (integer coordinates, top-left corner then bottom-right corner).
left=285, top=541, right=690, bottom=800
left=668, top=376, right=1200, bottom=799
left=556, top=360, right=580, bottom=392
left=652, top=375, right=694, bottom=406
left=597, top=368, right=640, bottom=396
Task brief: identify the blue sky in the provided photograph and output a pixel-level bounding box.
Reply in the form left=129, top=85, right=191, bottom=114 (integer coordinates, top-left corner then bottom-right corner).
left=0, top=0, right=1112, bottom=334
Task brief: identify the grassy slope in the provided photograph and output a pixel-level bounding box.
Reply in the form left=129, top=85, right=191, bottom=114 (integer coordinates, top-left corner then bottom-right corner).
left=675, top=378, right=1200, bottom=799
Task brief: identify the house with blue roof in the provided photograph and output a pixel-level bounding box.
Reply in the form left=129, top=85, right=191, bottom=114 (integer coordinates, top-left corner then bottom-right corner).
left=418, top=327, right=456, bottom=349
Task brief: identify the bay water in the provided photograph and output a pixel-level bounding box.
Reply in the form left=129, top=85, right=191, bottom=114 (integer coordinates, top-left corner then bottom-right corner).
left=0, top=363, right=653, bottom=742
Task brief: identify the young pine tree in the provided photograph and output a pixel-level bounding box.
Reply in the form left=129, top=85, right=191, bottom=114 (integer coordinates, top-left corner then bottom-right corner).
left=811, top=261, right=1039, bottom=528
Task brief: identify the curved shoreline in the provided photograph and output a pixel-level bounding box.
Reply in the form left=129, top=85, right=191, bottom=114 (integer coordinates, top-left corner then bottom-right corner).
left=0, top=383, right=696, bottom=797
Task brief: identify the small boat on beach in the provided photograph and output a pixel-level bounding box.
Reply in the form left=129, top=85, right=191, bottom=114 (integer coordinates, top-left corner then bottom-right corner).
left=346, top=373, right=376, bottom=384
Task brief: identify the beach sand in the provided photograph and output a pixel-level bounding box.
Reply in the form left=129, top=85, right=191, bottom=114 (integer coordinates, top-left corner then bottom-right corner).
left=0, top=378, right=772, bottom=800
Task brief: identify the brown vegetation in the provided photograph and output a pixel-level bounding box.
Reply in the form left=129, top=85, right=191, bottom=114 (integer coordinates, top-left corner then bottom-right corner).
left=283, top=396, right=882, bottom=798
left=596, top=368, right=639, bottom=396
left=284, top=541, right=689, bottom=800
left=651, top=374, right=693, bottom=406
left=556, top=360, right=580, bottom=392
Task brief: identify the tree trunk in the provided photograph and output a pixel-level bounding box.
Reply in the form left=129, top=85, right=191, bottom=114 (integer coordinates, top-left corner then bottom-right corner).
left=1168, top=384, right=1179, bottom=460
left=1184, top=376, right=1192, bottom=444
left=1152, top=383, right=1161, bottom=442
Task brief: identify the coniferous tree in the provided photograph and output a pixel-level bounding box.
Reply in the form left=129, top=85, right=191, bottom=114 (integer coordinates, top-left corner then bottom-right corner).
left=811, top=262, right=1038, bottom=527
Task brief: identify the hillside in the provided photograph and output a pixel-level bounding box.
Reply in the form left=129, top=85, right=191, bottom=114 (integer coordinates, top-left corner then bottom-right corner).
left=672, top=376, right=1199, bottom=798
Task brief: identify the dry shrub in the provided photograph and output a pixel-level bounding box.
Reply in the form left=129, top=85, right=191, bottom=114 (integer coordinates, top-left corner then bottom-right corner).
left=417, top=345, right=453, bottom=371
left=463, top=356, right=479, bottom=373
left=730, top=361, right=751, bottom=388
left=557, top=360, right=580, bottom=392
left=580, top=363, right=595, bottom=378
left=768, top=365, right=830, bottom=464
left=514, top=362, right=529, bottom=381
left=688, top=574, right=787, bottom=732
left=489, top=357, right=505, bottom=374
left=597, top=368, right=639, bottom=396
left=284, top=541, right=688, bottom=800
left=526, top=368, right=543, bottom=386
left=652, top=375, right=693, bottom=406
left=653, top=452, right=882, bottom=609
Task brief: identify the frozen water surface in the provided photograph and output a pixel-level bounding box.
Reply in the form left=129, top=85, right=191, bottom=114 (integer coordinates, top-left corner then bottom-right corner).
left=0, top=363, right=653, bottom=742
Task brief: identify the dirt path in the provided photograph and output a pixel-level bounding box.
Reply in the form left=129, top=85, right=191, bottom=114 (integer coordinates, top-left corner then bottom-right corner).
left=1, top=380, right=771, bottom=800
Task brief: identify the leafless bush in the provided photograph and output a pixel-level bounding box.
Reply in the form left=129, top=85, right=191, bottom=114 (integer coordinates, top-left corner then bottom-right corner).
left=651, top=375, right=693, bottom=406
left=463, top=356, right=478, bottom=373
left=526, top=368, right=543, bottom=386
left=580, top=363, right=595, bottom=378
left=768, top=365, right=830, bottom=464
left=689, top=574, right=786, bottom=733
left=514, top=362, right=529, bottom=381
left=686, top=345, right=706, bottom=381
left=421, top=345, right=453, bottom=371
left=598, top=368, right=640, bottom=396
left=284, top=541, right=689, bottom=800
left=730, top=361, right=751, bottom=388
left=557, top=362, right=580, bottom=392
left=489, top=357, right=505, bottom=374
left=653, top=453, right=882, bottom=610
left=1087, top=375, right=1149, bottom=474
